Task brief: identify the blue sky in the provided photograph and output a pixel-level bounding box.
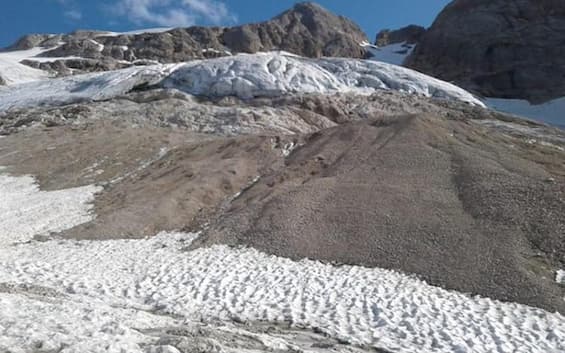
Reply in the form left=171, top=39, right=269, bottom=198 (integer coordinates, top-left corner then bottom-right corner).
left=0, top=0, right=451, bottom=48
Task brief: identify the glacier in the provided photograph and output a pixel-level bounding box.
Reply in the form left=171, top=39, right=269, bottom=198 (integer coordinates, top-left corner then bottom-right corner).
left=0, top=51, right=485, bottom=113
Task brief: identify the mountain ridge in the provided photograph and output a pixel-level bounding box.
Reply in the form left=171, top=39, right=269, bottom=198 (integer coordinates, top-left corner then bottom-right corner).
left=2, top=2, right=368, bottom=78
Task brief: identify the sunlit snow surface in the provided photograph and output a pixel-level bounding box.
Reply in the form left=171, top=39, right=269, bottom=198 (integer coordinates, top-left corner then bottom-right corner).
left=0, top=173, right=101, bottom=246
left=362, top=42, right=415, bottom=66
left=0, top=47, right=53, bottom=85
left=0, top=172, right=564, bottom=353
left=0, top=51, right=485, bottom=112
left=557, top=270, right=565, bottom=284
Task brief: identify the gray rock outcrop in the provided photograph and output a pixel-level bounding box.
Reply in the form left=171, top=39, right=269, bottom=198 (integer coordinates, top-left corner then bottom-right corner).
left=222, top=2, right=368, bottom=58
left=6, top=34, right=62, bottom=50
left=405, top=0, right=565, bottom=103
left=6, top=2, right=368, bottom=77
left=375, top=25, right=425, bottom=47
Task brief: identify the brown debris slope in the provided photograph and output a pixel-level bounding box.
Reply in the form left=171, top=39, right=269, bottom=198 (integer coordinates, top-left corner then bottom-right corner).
left=1, top=92, right=564, bottom=313
left=200, top=111, right=565, bottom=313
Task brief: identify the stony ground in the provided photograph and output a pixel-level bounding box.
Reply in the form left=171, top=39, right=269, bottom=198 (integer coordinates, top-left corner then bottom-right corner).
left=0, top=91, right=564, bottom=314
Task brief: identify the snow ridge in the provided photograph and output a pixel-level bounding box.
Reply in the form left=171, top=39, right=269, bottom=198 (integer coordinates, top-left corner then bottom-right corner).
left=0, top=52, right=485, bottom=112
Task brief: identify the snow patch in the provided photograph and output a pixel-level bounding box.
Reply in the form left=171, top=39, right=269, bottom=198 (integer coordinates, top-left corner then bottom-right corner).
left=557, top=270, right=565, bottom=284
left=484, top=97, right=565, bottom=128
left=362, top=41, right=415, bottom=66
left=0, top=229, right=563, bottom=352
left=0, top=64, right=181, bottom=112
left=0, top=172, right=101, bottom=246
left=99, top=27, right=174, bottom=37
left=0, top=47, right=53, bottom=85
left=0, top=292, right=176, bottom=353
left=88, top=39, right=105, bottom=52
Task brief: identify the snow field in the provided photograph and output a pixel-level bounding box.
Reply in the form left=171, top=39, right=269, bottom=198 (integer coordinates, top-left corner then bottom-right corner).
left=362, top=41, right=415, bottom=66
left=0, top=47, right=52, bottom=85
left=485, top=97, right=565, bottom=128
left=0, top=173, right=101, bottom=246
left=0, top=292, right=178, bottom=353
left=0, top=168, right=564, bottom=353
left=0, top=232, right=564, bottom=353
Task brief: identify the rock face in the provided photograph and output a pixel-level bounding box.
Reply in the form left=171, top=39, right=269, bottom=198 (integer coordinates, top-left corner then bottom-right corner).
left=406, top=0, right=565, bottom=103
left=5, top=34, right=61, bottom=50
left=222, top=2, right=368, bottom=58
left=6, top=2, right=368, bottom=77
left=375, top=25, right=425, bottom=46
left=0, top=75, right=5, bottom=86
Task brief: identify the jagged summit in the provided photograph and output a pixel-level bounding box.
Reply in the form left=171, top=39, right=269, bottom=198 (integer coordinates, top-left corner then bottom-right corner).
left=375, top=25, right=426, bottom=47
left=1, top=1, right=368, bottom=79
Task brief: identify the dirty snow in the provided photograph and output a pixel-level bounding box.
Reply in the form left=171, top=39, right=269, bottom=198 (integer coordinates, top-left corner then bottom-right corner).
left=0, top=291, right=177, bottom=353
left=363, top=41, right=415, bottom=66
left=165, top=52, right=485, bottom=106
left=0, top=63, right=181, bottom=112
left=0, top=52, right=484, bottom=112
left=0, top=173, right=101, bottom=246
left=0, top=169, right=564, bottom=353
left=557, top=270, right=565, bottom=284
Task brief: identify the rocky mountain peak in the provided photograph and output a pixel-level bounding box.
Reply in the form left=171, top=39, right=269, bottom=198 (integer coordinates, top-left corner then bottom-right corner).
left=2, top=2, right=368, bottom=79
left=289, top=1, right=327, bottom=14
left=5, top=34, right=61, bottom=51
left=405, top=0, right=565, bottom=103
left=375, top=25, right=426, bottom=47
left=280, top=1, right=350, bottom=27
left=225, top=1, right=368, bottom=58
